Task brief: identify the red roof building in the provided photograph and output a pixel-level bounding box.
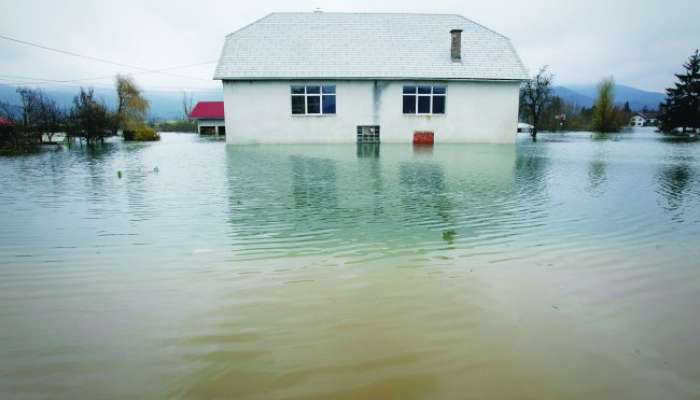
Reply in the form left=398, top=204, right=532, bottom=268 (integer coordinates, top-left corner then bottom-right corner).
left=189, top=101, right=225, bottom=135
left=0, top=117, right=14, bottom=127
left=189, top=102, right=225, bottom=120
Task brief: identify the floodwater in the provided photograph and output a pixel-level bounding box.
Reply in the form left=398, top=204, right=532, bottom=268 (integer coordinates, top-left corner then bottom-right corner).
left=1, top=129, right=699, bottom=399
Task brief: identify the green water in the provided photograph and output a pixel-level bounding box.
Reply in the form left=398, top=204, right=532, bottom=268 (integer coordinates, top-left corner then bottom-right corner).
left=1, top=130, right=699, bottom=399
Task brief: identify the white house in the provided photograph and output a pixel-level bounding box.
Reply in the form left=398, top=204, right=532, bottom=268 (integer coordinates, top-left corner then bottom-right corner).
left=214, top=12, right=529, bottom=144
left=517, top=123, right=534, bottom=133
left=630, top=114, right=647, bottom=127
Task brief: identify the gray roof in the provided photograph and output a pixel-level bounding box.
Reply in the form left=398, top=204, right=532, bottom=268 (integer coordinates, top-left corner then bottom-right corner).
left=214, top=12, right=529, bottom=81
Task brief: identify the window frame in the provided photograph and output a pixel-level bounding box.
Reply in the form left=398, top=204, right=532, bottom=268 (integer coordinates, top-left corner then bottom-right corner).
left=402, top=84, right=447, bottom=115
left=290, top=84, right=336, bottom=116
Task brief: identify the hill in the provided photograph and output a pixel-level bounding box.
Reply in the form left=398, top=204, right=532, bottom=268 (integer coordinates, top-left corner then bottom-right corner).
left=556, top=84, right=664, bottom=111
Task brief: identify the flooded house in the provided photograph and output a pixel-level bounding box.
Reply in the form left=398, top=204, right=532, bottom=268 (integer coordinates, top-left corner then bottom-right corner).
left=630, top=112, right=658, bottom=127
left=189, top=101, right=225, bottom=135
left=214, top=12, right=528, bottom=144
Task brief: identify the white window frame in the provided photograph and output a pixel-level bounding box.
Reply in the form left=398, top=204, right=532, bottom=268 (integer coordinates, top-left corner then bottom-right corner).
left=402, top=84, right=447, bottom=115
left=291, top=85, right=336, bottom=116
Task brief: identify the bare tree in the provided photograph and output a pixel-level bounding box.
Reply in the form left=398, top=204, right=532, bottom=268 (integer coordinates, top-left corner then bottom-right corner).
left=520, top=66, right=554, bottom=140
left=16, top=87, right=43, bottom=144
left=182, top=92, right=193, bottom=120
left=0, top=100, right=19, bottom=121
left=71, top=88, right=111, bottom=144
left=38, top=97, right=64, bottom=144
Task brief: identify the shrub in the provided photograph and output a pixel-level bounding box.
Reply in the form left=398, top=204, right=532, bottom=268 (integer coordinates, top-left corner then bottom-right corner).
left=125, top=124, right=160, bottom=141
left=592, top=78, right=629, bottom=133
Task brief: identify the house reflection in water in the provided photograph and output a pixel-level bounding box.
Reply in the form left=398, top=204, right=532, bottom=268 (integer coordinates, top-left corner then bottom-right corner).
left=290, top=156, right=338, bottom=210
left=223, top=144, right=518, bottom=261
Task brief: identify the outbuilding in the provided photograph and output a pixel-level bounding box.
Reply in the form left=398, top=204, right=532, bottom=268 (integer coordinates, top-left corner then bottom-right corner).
left=189, top=101, right=225, bottom=135
left=214, top=12, right=528, bottom=144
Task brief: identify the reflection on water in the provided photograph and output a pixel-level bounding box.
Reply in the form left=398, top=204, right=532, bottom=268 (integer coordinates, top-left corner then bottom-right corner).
left=291, top=156, right=338, bottom=210
left=656, top=145, right=696, bottom=220
left=587, top=147, right=608, bottom=196
left=1, top=131, right=700, bottom=399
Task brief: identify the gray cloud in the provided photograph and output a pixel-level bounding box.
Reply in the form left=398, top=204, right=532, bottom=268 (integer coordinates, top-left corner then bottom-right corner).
left=1, top=0, right=698, bottom=92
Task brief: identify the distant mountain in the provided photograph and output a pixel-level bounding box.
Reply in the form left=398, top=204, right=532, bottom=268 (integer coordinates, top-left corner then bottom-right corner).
left=552, top=86, right=595, bottom=108
left=0, top=84, right=222, bottom=120
left=556, top=84, right=665, bottom=111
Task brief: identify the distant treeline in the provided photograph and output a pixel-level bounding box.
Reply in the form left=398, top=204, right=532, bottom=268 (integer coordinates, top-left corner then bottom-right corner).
left=156, top=120, right=196, bottom=132
left=0, top=76, right=188, bottom=154
left=520, top=68, right=633, bottom=136
left=521, top=50, right=700, bottom=137
left=520, top=91, right=636, bottom=133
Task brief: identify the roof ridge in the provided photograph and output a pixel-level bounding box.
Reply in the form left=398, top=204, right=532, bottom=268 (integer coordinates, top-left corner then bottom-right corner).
left=247, top=12, right=510, bottom=40
left=265, top=11, right=466, bottom=16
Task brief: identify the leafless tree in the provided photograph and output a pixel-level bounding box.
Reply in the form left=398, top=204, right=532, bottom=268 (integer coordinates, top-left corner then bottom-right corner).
left=182, top=92, right=193, bottom=119
left=38, top=97, right=64, bottom=144
left=0, top=100, right=19, bottom=121
left=520, top=66, right=554, bottom=140
left=70, top=88, right=111, bottom=144
left=16, top=87, right=44, bottom=144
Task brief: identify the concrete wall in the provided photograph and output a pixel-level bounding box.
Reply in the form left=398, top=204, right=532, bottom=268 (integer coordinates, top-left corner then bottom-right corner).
left=223, top=80, right=520, bottom=144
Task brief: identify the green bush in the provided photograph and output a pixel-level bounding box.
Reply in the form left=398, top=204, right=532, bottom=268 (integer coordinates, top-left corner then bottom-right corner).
left=125, top=124, right=160, bottom=141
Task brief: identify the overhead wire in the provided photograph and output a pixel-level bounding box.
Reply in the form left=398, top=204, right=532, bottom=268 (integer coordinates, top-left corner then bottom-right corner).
left=0, top=33, right=219, bottom=86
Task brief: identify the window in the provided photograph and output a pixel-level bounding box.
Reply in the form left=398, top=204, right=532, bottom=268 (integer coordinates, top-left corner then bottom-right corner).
left=291, top=85, right=336, bottom=115
left=402, top=85, right=446, bottom=115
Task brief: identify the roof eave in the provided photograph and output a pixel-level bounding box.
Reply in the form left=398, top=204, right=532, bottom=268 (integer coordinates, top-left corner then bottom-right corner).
left=214, top=76, right=528, bottom=82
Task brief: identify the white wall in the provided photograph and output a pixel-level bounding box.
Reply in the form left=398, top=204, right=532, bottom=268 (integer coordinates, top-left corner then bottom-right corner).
left=223, top=80, right=520, bottom=144
left=378, top=81, right=520, bottom=143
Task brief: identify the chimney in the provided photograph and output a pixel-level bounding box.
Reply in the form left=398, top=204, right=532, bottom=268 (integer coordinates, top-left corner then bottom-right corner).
left=450, top=29, right=463, bottom=62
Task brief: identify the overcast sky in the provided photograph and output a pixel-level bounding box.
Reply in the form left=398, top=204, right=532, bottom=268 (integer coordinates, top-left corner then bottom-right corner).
left=1, top=0, right=698, bottom=93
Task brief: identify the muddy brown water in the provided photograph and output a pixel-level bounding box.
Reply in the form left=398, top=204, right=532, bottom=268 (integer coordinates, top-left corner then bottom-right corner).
left=1, top=130, right=699, bottom=399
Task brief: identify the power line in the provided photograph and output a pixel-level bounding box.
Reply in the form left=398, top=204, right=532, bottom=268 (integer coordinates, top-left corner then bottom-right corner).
left=0, top=75, right=220, bottom=92
left=0, top=33, right=216, bottom=82
left=0, top=60, right=218, bottom=87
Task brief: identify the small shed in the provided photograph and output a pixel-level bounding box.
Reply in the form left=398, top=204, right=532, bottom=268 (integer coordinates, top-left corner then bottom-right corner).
left=189, top=102, right=225, bottom=135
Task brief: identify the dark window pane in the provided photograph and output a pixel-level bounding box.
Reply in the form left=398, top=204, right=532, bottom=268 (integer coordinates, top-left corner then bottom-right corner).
left=433, top=86, right=446, bottom=94
left=418, top=96, right=431, bottom=113
left=403, top=95, right=416, bottom=114
left=291, top=85, right=305, bottom=94
left=432, top=95, right=446, bottom=114
left=403, top=85, right=416, bottom=94
left=322, top=85, right=336, bottom=94
left=322, top=95, right=336, bottom=114
left=418, top=85, right=431, bottom=94
left=307, top=95, right=321, bottom=113
left=291, top=95, right=305, bottom=114
left=306, top=85, right=321, bottom=94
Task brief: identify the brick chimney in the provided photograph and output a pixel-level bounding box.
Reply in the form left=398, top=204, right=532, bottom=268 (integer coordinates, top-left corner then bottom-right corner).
left=450, top=29, right=463, bottom=62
